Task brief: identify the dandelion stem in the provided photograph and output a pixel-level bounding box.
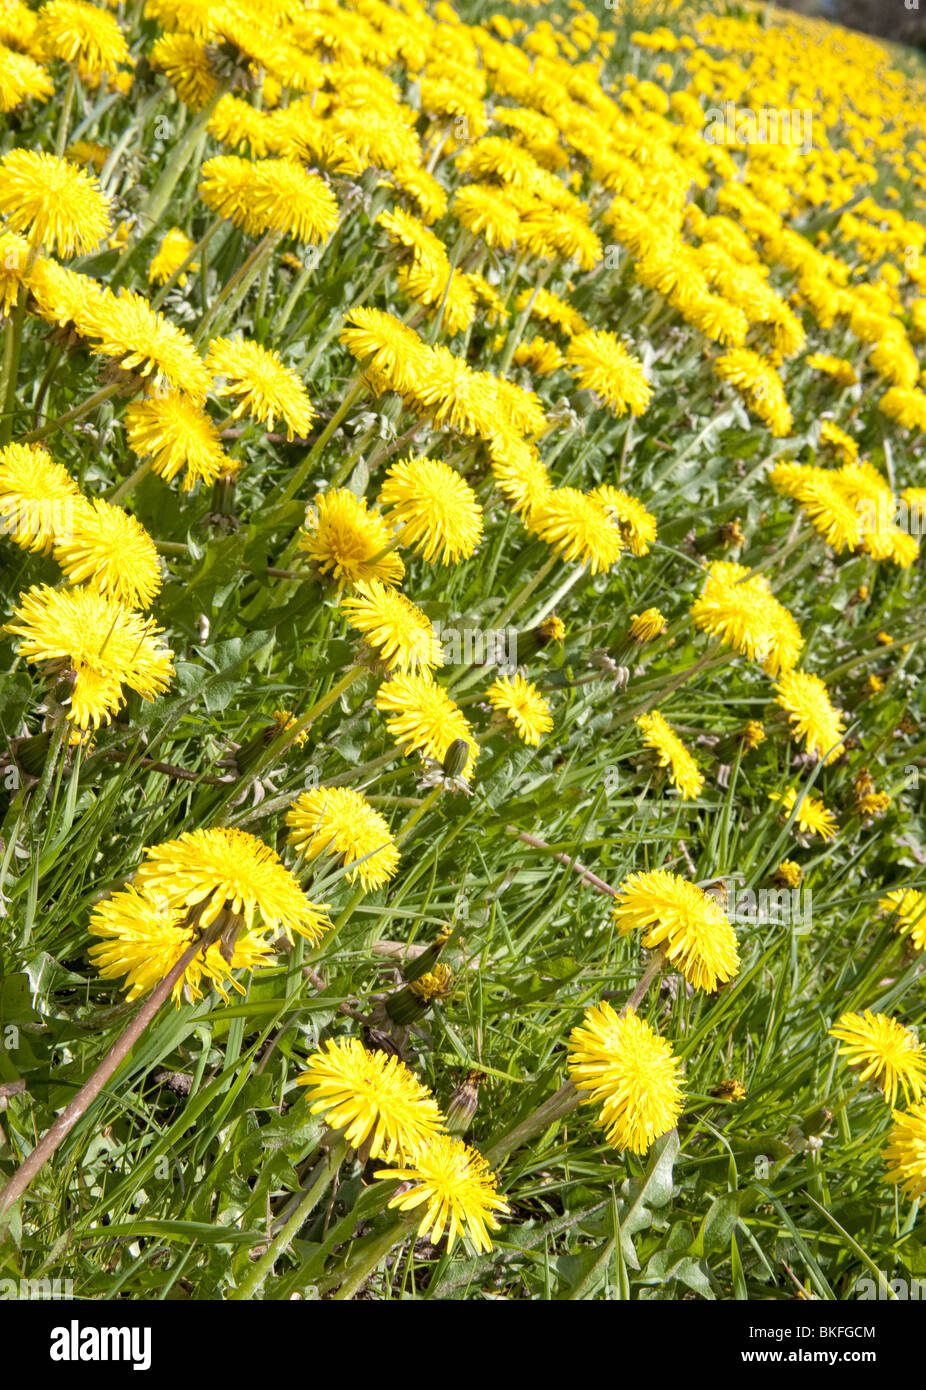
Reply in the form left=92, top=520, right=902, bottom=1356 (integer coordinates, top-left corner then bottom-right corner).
left=230, top=1137, right=347, bottom=1300
left=0, top=919, right=210, bottom=1225
left=107, top=457, right=152, bottom=504
left=331, top=1209, right=419, bottom=1300
left=149, top=214, right=223, bottom=312
left=278, top=376, right=368, bottom=505
left=482, top=1082, right=580, bottom=1168
left=491, top=552, right=557, bottom=629
left=527, top=563, right=585, bottom=629
left=195, top=229, right=281, bottom=345
left=55, top=65, right=78, bottom=159
left=619, top=953, right=665, bottom=1017
left=18, top=380, right=123, bottom=445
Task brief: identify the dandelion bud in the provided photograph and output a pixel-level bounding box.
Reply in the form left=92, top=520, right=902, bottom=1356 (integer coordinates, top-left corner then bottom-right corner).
left=514, top=615, right=565, bottom=663
left=773, top=860, right=802, bottom=889
left=402, top=927, right=452, bottom=983
left=385, top=963, right=453, bottom=1024
left=210, top=468, right=239, bottom=518
left=442, top=738, right=471, bottom=779
left=693, top=519, right=745, bottom=555
left=446, top=1070, right=485, bottom=1135
left=610, top=608, right=666, bottom=668
left=710, top=1079, right=746, bottom=1102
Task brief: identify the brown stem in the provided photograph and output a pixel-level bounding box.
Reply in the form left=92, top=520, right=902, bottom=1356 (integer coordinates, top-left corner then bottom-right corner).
left=508, top=828, right=617, bottom=896
left=0, top=921, right=211, bottom=1224
left=103, top=752, right=234, bottom=785
left=617, top=952, right=665, bottom=1017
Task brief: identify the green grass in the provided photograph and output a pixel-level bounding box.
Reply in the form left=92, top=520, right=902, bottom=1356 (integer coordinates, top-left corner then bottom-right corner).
left=2, top=0, right=926, bottom=1301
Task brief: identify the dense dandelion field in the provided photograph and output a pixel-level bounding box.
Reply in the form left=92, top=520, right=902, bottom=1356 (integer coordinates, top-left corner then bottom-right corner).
left=2, top=0, right=926, bottom=1307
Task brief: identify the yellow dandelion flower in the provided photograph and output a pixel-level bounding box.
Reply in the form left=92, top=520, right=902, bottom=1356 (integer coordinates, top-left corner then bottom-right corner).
left=0, top=442, right=80, bottom=553
left=452, top=184, right=519, bottom=249
left=377, top=1134, right=509, bottom=1254
left=515, top=286, right=587, bottom=337
left=884, top=1103, right=926, bottom=1200
left=134, top=826, right=330, bottom=945
left=0, top=44, right=53, bottom=111
left=299, top=488, right=404, bottom=590
left=770, top=786, right=838, bottom=841
left=206, top=335, right=314, bottom=440
left=377, top=455, right=482, bottom=565
left=774, top=670, right=846, bottom=765
left=486, top=429, right=551, bottom=520
left=486, top=673, right=552, bottom=746
left=568, top=1002, right=684, bottom=1154
left=77, top=289, right=210, bottom=402
left=774, top=859, right=802, bottom=888
left=408, top=965, right=454, bottom=1005
left=529, top=487, right=624, bottom=574
left=148, top=226, right=196, bottom=287
left=199, top=156, right=338, bottom=245
left=691, top=560, right=803, bottom=676
left=53, top=497, right=161, bottom=610
left=880, top=889, right=926, bottom=953
left=409, top=346, right=497, bottom=435
left=4, top=583, right=173, bottom=728
left=35, top=0, right=128, bottom=74
left=512, top=334, right=563, bottom=375
left=880, top=386, right=926, bottom=432
left=149, top=32, right=217, bottom=110
left=124, top=394, right=228, bottom=491
left=807, top=353, right=857, bottom=387
left=590, top=485, right=657, bottom=556
left=539, top=614, right=565, bottom=643
left=375, top=671, right=477, bottom=780
left=819, top=420, right=858, bottom=463
left=286, top=785, right=400, bottom=892
left=0, top=230, right=29, bottom=316
left=65, top=140, right=109, bottom=172
left=830, top=1010, right=926, bottom=1109
left=298, top=1036, right=444, bottom=1163
left=713, top=348, right=792, bottom=436
left=25, top=253, right=105, bottom=330
left=340, top=579, right=442, bottom=672
left=769, top=463, right=861, bottom=554
left=565, top=330, right=651, bottom=416
left=340, top=307, right=429, bottom=398
left=612, top=869, right=739, bottom=993
left=0, top=148, right=110, bottom=256
left=629, top=609, right=667, bottom=643
left=88, top=885, right=273, bottom=1007
left=378, top=206, right=447, bottom=272
left=635, top=710, right=704, bottom=801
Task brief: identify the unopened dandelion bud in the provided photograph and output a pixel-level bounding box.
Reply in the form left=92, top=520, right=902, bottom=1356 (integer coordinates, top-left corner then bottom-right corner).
left=801, top=1105, right=833, bottom=1137
left=446, top=1070, right=484, bottom=1135
left=210, top=469, right=238, bottom=518
left=443, top=738, right=471, bottom=780
left=402, top=929, right=452, bottom=983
